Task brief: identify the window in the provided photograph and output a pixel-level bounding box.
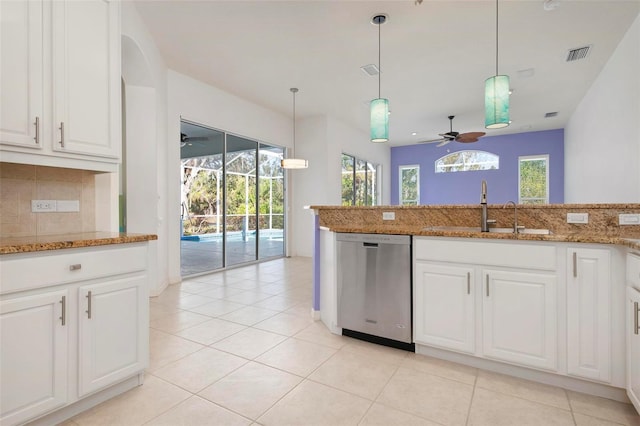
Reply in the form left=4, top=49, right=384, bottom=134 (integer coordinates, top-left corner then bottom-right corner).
left=399, top=165, right=419, bottom=205
left=341, top=153, right=377, bottom=206
left=435, top=150, right=499, bottom=173
left=519, top=155, right=549, bottom=204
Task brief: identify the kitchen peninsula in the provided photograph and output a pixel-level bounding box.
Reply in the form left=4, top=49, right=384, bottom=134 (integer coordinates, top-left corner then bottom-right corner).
left=311, top=203, right=640, bottom=413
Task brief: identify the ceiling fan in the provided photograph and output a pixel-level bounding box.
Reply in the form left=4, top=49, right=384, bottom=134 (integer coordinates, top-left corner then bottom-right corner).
left=418, top=115, right=486, bottom=147
left=180, top=132, right=208, bottom=147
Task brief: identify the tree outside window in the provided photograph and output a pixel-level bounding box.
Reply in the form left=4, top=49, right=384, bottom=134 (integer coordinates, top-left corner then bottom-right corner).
left=399, top=165, right=419, bottom=205
left=519, top=155, right=549, bottom=204
left=342, top=153, right=378, bottom=206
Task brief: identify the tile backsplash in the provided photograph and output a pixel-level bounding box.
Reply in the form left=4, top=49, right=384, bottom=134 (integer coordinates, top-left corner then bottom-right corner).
left=0, top=163, right=97, bottom=237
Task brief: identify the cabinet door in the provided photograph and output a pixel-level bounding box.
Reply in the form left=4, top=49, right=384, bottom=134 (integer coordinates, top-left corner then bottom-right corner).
left=0, top=0, right=44, bottom=149
left=52, top=0, right=120, bottom=159
left=628, top=287, right=640, bottom=413
left=0, top=290, right=69, bottom=426
left=414, top=262, right=475, bottom=353
left=482, top=269, right=557, bottom=370
left=567, top=248, right=611, bottom=382
left=78, top=276, right=147, bottom=397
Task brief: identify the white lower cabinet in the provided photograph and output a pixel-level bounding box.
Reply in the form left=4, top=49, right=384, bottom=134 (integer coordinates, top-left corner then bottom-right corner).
left=482, top=269, right=557, bottom=371
left=78, top=277, right=148, bottom=397
left=0, top=290, right=69, bottom=426
left=628, top=286, right=640, bottom=413
left=0, top=244, right=149, bottom=425
left=567, top=248, right=611, bottom=382
left=414, top=262, right=475, bottom=354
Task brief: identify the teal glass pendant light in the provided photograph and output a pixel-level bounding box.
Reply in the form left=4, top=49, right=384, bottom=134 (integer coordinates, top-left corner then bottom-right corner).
left=485, top=0, right=510, bottom=129
left=370, top=14, right=389, bottom=143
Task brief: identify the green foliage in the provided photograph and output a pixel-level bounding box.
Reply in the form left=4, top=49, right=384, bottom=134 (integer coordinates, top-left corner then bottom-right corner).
left=401, top=167, right=418, bottom=204
left=520, top=158, right=547, bottom=203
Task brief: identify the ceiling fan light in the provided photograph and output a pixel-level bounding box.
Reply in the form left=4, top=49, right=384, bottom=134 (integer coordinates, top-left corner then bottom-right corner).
left=370, top=98, right=389, bottom=142
left=485, top=75, right=510, bottom=129
left=281, top=158, right=309, bottom=169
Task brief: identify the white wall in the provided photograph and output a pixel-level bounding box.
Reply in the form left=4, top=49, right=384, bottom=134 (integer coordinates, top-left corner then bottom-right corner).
left=565, top=14, right=640, bottom=203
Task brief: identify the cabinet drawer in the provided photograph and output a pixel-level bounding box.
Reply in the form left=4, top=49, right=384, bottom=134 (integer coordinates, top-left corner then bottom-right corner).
left=414, top=237, right=556, bottom=271
left=628, top=252, right=640, bottom=290
left=0, top=244, right=147, bottom=294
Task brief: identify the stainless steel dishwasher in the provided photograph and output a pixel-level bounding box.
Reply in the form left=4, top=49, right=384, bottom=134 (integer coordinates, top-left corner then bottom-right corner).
left=336, top=233, right=413, bottom=351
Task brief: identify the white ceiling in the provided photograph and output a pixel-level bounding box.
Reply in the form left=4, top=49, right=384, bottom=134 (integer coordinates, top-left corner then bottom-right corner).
left=134, top=0, right=640, bottom=146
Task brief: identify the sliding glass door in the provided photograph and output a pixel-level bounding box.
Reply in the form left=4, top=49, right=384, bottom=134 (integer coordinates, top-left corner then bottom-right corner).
left=180, top=121, right=285, bottom=276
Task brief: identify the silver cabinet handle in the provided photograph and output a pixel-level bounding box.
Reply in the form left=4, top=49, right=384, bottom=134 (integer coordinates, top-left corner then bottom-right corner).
left=635, top=301, right=639, bottom=336
left=59, top=122, right=65, bottom=147
left=486, top=274, right=490, bottom=297
left=86, top=291, right=92, bottom=319
left=60, top=296, right=66, bottom=326
left=467, top=272, right=471, bottom=295
left=69, top=264, right=81, bottom=271
left=573, top=252, right=577, bottom=278
left=34, top=116, right=40, bottom=144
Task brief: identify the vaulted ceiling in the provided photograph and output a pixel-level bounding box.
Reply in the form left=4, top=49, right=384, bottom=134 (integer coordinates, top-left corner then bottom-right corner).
left=134, top=0, right=640, bottom=146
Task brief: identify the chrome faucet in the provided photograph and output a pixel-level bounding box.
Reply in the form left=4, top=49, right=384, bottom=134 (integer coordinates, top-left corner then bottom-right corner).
left=480, top=180, right=489, bottom=232
left=503, top=201, right=523, bottom=234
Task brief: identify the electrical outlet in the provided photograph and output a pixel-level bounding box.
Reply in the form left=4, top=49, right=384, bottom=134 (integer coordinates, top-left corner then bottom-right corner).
left=619, top=214, right=640, bottom=225
left=567, top=213, right=588, bottom=224
left=31, top=200, right=57, bottom=213
left=382, top=212, right=395, bottom=220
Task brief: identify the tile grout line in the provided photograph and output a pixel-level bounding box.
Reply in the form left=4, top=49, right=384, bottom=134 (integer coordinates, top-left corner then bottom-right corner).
left=464, top=369, right=479, bottom=426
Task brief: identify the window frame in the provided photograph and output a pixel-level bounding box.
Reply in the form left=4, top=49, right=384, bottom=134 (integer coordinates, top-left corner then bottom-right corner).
left=518, top=154, right=549, bottom=204
left=398, top=165, right=420, bottom=205
left=434, top=150, right=499, bottom=173
left=341, top=153, right=378, bottom=206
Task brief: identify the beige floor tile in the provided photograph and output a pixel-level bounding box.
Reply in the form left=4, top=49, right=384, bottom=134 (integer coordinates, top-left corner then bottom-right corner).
left=573, top=412, right=627, bottom=426
left=174, top=294, right=216, bottom=310
left=144, top=395, right=252, bottom=425
left=377, top=367, right=473, bottom=426
left=149, top=310, right=211, bottom=334
left=468, top=387, right=574, bottom=426
left=57, top=420, right=80, bottom=426
left=197, top=286, right=245, bottom=299
left=252, top=295, right=301, bottom=311
left=219, top=305, right=280, bottom=326
left=72, top=375, right=190, bottom=426
left=253, top=312, right=315, bottom=336
left=152, top=347, right=247, bottom=393
left=175, top=318, right=247, bottom=345
left=475, top=369, right=570, bottom=410
left=257, top=379, right=371, bottom=426
left=359, top=403, right=442, bottom=426
left=293, top=321, right=350, bottom=349
left=187, top=299, right=246, bottom=317
left=309, top=349, right=398, bottom=400
left=199, top=361, right=302, bottom=420
left=568, top=391, right=640, bottom=426
left=255, top=338, right=337, bottom=377
left=148, top=329, right=205, bottom=372
left=222, top=290, right=273, bottom=305
left=341, top=338, right=409, bottom=366
left=176, top=280, right=216, bottom=294
left=226, top=280, right=263, bottom=291
left=401, top=353, right=477, bottom=385
left=152, top=286, right=186, bottom=306
left=256, top=282, right=286, bottom=295
left=149, top=302, right=182, bottom=321
left=211, top=327, right=288, bottom=359
left=283, top=302, right=313, bottom=318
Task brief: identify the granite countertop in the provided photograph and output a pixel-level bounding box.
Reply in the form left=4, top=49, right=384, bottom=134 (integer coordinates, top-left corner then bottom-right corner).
left=0, top=232, right=158, bottom=255
left=326, top=225, right=640, bottom=251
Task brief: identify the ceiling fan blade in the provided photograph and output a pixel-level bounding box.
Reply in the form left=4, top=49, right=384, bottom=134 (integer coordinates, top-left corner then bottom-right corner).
left=436, top=139, right=452, bottom=147
left=417, top=137, right=447, bottom=144
left=456, top=132, right=486, bottom=143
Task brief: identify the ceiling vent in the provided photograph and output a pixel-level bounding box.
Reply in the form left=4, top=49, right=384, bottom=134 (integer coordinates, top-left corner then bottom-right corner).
left=545, top=112, right=558, bottom=118
left=360, top=64, right=380, bottom=76
left=566, top=45, right=592, bottom=62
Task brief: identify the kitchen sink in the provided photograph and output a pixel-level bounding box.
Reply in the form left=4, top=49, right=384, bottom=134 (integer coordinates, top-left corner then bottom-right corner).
left=423, top=226, right=552, bottom=235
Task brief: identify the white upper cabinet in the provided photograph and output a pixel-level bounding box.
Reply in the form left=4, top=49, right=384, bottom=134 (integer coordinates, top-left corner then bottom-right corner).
left=51, top=0, right=120, bottom=159
left=0, top=0, right=44, bottom=149
left=0, top=0, right=120, bottom=171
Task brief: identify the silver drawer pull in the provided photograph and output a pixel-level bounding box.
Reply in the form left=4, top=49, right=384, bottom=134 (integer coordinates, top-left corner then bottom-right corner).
left=69, top=264, right=81, bottom=271
left=86, top=291, right=92, bottom=319
left=34, top=116, right=40, bottom=144
left=59, top=122, right=65, bottom=147
left=467, top=272, right=471, bottom=295
left=60, top=296, right=66, bottom=326
left=635, top=301, right=639, bottom=336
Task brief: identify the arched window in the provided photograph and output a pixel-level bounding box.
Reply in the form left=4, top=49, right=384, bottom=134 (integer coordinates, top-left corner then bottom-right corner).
left=435, top=150, right=499, bottom=173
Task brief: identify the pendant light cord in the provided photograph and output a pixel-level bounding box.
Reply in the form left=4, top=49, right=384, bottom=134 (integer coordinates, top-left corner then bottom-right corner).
left=378, top=18, right=382, bottom=98
left=292, top=89, right=296, bottom=157
left=495, top=0, right=499, bottom=76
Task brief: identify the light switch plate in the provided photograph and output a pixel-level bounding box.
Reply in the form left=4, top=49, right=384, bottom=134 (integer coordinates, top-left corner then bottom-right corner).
left=32, top=200, right=56, bottom=212
left=619, top=213, right=640, bottom=225
left=57, top=200, right=80, bottom=212
left=567, top=212, right=589, bottom=224
left=382, top=212, right=395, bottom=220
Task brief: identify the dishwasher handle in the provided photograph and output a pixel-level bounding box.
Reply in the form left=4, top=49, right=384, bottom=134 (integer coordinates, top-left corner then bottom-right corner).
left=363, top=242, right=379, bottom=248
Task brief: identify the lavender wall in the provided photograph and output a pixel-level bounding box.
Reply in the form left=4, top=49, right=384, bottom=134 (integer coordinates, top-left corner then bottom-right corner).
left=390, top=129, right=564, bottom=205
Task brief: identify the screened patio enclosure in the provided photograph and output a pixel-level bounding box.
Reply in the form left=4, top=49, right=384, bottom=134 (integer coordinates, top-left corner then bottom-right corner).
left=180, top=121, right=285, bottom=276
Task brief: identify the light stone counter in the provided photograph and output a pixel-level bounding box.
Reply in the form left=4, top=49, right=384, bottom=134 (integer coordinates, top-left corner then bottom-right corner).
left=0, top=232, right=158, bottom=254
